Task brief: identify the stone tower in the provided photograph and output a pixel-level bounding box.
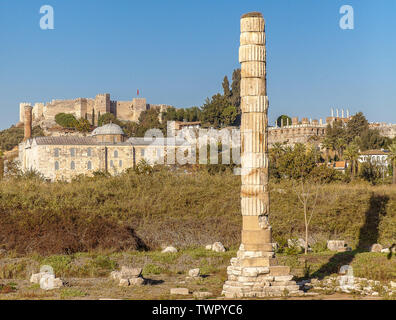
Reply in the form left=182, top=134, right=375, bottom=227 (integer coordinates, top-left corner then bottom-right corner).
left=24, top=105, right=33, bottom=141
left=222, top=12, right=302, bottom=298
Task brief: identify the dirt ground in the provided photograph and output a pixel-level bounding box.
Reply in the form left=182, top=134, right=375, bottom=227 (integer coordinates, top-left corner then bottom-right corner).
left=0, top=249, right=393, bottom=300
left=0, top=275, right=384, bottom=300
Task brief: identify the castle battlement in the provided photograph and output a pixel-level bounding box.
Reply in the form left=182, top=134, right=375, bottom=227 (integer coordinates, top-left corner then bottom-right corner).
left=18, top=93, right=172, bottom=127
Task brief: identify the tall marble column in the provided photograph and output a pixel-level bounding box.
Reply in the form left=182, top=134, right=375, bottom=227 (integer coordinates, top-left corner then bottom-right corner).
left=222, top=12, right=302, bottom=298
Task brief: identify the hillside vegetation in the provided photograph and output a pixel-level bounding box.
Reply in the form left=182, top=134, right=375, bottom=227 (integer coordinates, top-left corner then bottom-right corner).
left=0, top=126, right=43, bottom=152
left=0, top=168, right=394, bottom=255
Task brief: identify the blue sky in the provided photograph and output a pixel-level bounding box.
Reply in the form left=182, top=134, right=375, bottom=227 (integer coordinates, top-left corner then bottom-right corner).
left=0, top=0, right=395, bottom=130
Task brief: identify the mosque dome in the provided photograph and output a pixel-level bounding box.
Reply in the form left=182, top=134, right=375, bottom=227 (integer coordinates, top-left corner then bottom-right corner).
left=91, top=122, right=124, bottom=136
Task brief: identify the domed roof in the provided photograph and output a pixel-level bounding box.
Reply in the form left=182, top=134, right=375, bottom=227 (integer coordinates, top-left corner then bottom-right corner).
left=91, top=122, right=124, bottom=136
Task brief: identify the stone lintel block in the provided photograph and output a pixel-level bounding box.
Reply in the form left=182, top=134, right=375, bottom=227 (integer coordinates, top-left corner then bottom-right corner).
left=239, top=45, right=266, bottom=63
left=170, top=288, right=189, bottom=295
left=240, top=16, right=265, bottom=33
left=257, top=275, right=275, bottom=282
left=242, top=229, right=272, bottom=244
left=242, top=242, right=274, bottom=252
left=239, top=257, right=278, bottom=268
left=241, top=266, right=270, bottom=277
left=241, top=96, right=268, bottom=113
left=241, top=61, right=266, bottom=78
left=237, top=276, right=256, bottom=283
left=270, top=281, right=296, bottom=287
left=238, top=251, right=274, bottom=259
left=269, top=266, right=291, bottom=276
left=274, top=275, right=294, bottom=282
left=240, top=78, right=266, bottom=97
left=240, top=31, right=265, bottom=46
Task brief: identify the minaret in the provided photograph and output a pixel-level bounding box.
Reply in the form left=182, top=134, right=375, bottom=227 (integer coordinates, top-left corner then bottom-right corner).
left=222, top=12, right=301, bottom=298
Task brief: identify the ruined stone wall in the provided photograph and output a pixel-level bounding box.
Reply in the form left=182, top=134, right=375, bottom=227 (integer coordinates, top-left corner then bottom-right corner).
left=32, top=103, right=45, bottom=121
left=115, top=101, right=134, bottom=121
left=268, top=124, right=326, bottom=147
left=42, top=99, right=81, bottom=122
left=370, top=123, right=396, bottom=139
left=19, top=94, right=171, bottom=127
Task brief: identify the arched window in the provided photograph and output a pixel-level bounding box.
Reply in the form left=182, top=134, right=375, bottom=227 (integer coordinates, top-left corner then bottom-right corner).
left=70, top=148, right=76, bottom=157
left=110, top=160, right=114, bottom=168
left=55, top=161, right=59, bottom=170
left=87, top=148, right=92, bottom=157
left=119, top=160, right=122, bottom=168
left=87, top=161, right=92, bottom=170
left=141, top=149, right=145, bottom=157
left=114, top=150, right=118, bottom=158
left=71, top=161, right=75, bottom=170
left=54, top=148, right=59, bottom=157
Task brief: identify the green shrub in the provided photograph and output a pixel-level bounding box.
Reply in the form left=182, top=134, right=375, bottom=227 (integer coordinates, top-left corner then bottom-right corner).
left=55, top=113, right=78, bottom=128
left=142, top=264, right=165, bottom=275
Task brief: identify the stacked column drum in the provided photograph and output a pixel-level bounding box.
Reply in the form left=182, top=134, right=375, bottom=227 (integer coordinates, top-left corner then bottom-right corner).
left=222, top=12, right=302, bottom=298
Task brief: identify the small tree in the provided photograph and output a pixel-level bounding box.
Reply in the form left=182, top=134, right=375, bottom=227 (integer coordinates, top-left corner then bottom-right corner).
left=75, top=118, right=91, bottom=132
left=321, top=137, right=333, bottom=164
left=293, top=177, right=321, bottom=254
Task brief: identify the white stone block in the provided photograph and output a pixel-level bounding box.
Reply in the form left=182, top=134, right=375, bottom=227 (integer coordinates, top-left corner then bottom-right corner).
left=162, top=246, right=178, bottom=253
left=39, top=274, right=63, bottom=290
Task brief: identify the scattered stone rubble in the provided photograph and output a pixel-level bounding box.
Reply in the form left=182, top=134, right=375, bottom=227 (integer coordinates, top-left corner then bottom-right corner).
left=222, top=244, right=303, bottom=298
left=299, top=266, right=396, bottom=297
left=370, top=244, right=383, bottom=252
left=110, top=266, right=145, bottom=287
left=205, top=242, right=226, bottom=252
left=186, top=268, right=200, bottom=280
left=326, top=240, right=351, bottom=252
left=30, top=270, right=63, bottom=290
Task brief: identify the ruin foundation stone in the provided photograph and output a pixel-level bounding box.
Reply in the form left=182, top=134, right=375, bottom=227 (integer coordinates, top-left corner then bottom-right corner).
left=222, top=12, right=302, bottom=298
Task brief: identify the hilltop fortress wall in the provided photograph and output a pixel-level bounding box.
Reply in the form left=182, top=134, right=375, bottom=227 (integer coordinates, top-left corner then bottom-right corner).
left=19, top=93, right=172, bottom=126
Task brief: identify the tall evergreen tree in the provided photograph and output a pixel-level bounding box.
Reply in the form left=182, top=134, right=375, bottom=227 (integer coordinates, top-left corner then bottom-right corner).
left=222, top=76, right=231, bottom=98
left=230, top=69, right=241, bottom=110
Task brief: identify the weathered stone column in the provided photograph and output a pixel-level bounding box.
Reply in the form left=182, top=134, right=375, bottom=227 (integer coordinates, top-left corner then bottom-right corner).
left=24, top=105, right=33, bottom=141
left=222, top=12, right=302, bottom=298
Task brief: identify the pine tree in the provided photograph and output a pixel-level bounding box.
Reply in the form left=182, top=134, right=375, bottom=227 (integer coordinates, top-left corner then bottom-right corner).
left=92, top=109, right=95, bottom=126
left=222, top=76, right=231, bottom=98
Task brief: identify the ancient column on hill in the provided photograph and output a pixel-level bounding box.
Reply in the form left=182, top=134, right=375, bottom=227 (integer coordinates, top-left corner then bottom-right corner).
left=222, top=12, right=302, bottom=298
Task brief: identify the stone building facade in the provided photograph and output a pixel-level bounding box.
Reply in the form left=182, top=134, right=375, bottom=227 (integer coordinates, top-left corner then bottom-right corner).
left=19, top=93, right=172, bottom=127
left=19, top=108, right=189, bottom=181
